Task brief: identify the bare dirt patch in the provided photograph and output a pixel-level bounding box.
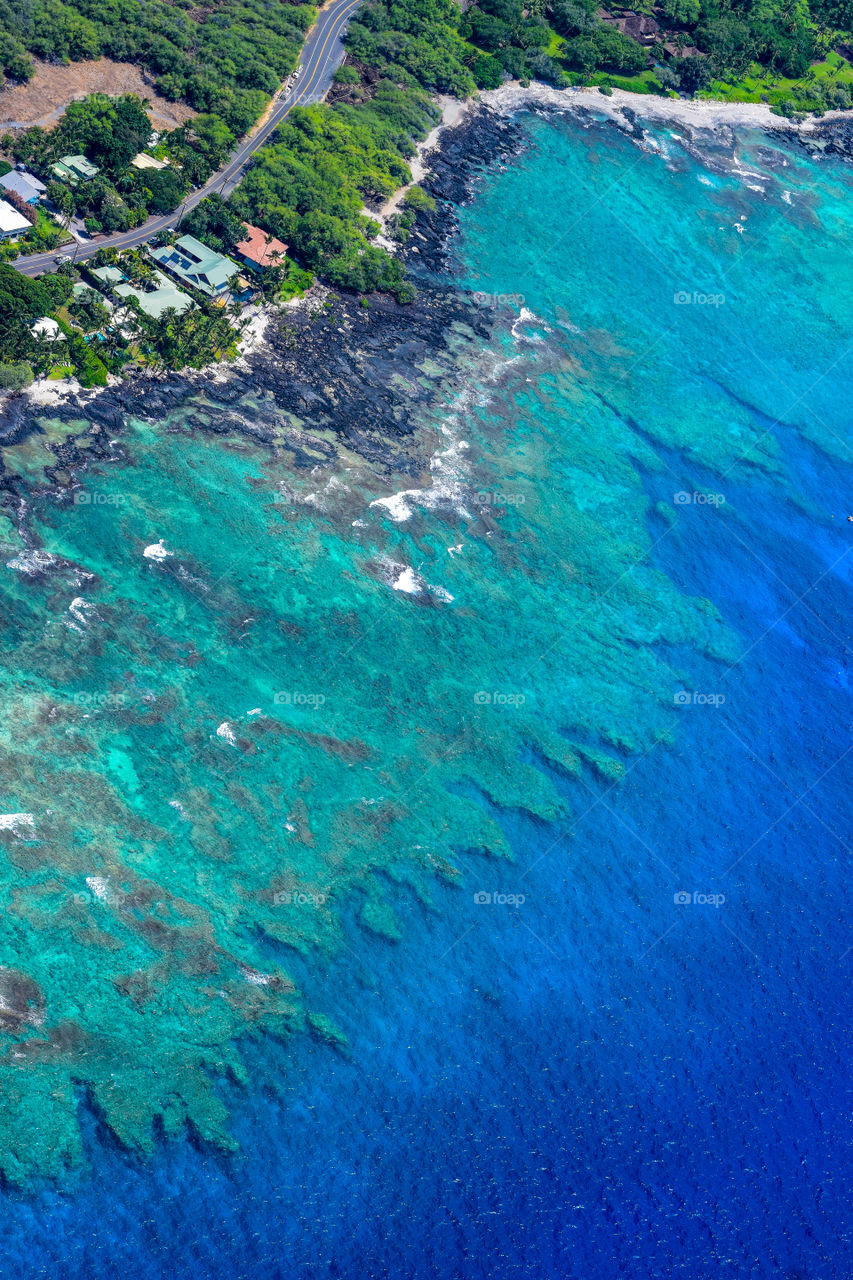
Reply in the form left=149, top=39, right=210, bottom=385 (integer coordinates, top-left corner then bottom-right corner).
left=0, top=59, right=197, bottom=132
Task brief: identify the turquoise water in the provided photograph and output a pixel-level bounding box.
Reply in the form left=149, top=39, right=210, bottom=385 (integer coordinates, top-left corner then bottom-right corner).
left=0, top=107, right=851, bottom=1275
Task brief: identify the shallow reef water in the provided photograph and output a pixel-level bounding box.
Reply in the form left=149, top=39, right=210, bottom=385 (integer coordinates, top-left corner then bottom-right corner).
left=0, top=108, right=850, bottom=1278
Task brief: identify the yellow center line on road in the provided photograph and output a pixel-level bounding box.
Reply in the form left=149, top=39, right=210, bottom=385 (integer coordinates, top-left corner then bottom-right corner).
left=18, top=0, right=362, bottom=272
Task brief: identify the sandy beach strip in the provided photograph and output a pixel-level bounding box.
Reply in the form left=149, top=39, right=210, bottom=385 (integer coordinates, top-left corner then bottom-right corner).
left=376, top=79, right=853, bottom=229
left=480, top=80, right=853, bottom=134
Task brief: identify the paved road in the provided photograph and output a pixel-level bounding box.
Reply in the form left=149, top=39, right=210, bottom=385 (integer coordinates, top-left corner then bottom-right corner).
left=14, top=0, right=362, bottom=278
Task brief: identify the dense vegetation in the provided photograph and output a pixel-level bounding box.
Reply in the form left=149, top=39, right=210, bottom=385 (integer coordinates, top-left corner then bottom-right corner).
left=232, top=84, right=438, bottom=299
left=0, top=0, right=314, bottom=134
left=0, top=0, right=851, bottom=363
left=0, top=253, right=243, bottom=387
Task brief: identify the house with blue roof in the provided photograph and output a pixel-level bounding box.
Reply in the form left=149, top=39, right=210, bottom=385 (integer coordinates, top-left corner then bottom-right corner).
left=0, top=170, right=46, bottom=205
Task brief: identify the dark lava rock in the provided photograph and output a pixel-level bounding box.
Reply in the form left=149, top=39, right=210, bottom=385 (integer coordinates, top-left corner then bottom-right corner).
left=0, top=103, right=525, bottom=528
left=402, top=105, right=528, bottom=275
left=776, top=117, right=853, bottom=162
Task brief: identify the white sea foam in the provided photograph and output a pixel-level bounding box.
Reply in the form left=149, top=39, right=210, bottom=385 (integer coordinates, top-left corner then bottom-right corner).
left=69, top=597, right=95, bottom=626
left=240, top=966, right=271, bottom=986
left=302, top=473, right=353, bottom=512
left=369, top=438, right=475, bottom=526
left=0, top=813, right=35, bottom=836
left=381, top=557, right=455, bottom=603
left=144, top=539, right=173, bottom=561
left=216, top=721, right=237, bottom=746
left=393, top=566, right=420, bottom=594
left=85, top=876, right=112, bottom=903
left=511, top=307, right=548, bottom=341
left=372, top=491, right=416, bottom=523
left=6, top=549, right=62, bottom=576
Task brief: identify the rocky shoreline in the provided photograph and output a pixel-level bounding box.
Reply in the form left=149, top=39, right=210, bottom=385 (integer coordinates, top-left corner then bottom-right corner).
left=401, top=106, right=527, bottom=275
left=5, top=86, right=852, bottom=538
left=0, top=105, right=530, bottom=537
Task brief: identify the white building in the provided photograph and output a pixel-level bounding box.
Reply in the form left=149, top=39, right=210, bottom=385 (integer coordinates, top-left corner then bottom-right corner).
left=30, top=317, right=62, bottom=341
left=0, top=198, right=30, bottom=241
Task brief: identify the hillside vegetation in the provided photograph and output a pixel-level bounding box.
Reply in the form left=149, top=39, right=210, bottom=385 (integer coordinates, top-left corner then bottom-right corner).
left=0, top=0, right=315, bottom=135
left=3, top=0, right=853, bottom=310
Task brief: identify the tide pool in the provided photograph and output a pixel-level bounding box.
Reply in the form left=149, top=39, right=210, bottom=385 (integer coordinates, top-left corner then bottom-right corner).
left=0, top=106, right=850, bottom=1277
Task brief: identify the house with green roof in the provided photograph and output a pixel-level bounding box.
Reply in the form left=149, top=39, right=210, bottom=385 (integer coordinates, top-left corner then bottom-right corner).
left=114, top=270, right=195, bottom=320
left=149, top=234, right=241, bottom=299
left=51, top=155, right=100, bottom=184
left=90, top=266, right=127, bottom=287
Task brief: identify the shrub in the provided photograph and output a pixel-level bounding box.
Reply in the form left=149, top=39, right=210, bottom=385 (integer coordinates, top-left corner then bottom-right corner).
left=0, top=361, right=34, bottom=389
left=403, top=185, right=436, bottom=212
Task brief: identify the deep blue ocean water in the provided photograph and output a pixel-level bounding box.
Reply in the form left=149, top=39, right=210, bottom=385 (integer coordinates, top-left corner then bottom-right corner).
left=1, top=107, right=852, bottom=1278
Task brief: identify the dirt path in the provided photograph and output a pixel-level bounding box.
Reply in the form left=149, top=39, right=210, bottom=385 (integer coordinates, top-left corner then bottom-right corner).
left=0, top=58, right=197, bottom=132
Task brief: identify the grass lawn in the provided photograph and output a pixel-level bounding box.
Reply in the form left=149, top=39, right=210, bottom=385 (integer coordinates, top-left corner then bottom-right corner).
left=703, top=50, right=853, bottom=109
left=566, top=68, right=665, bottom=93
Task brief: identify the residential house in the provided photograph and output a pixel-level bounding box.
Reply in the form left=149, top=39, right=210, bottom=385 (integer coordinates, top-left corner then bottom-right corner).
left=91, top=266, right=128, bottom=288
left=30, top=317, right=62, bottom=341
left=131, top=153, right=168, bottom=172
left=0, top=199, right=31, bottom=241
left=51, top=155, right=100, bottom=184
left=598, top=8, right=661, bottom=43
left=150, top=234, right=241, bottom=299
left=0, top=170, right=46, bottom=205
left=235, top=224, right=288, bottom=272
left=114, top=270, right=195, bottom=320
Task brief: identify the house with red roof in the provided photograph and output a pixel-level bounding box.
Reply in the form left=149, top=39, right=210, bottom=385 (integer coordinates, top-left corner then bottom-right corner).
left=235, top=224, right=288, bottom=272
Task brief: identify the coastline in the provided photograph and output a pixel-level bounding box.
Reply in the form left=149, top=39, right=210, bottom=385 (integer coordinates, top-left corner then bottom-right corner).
left=479, top=81, right=845, bottom=131
left=5, top=72, right=853, bottom=508
left=376, top=77, right=853, bottom=237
